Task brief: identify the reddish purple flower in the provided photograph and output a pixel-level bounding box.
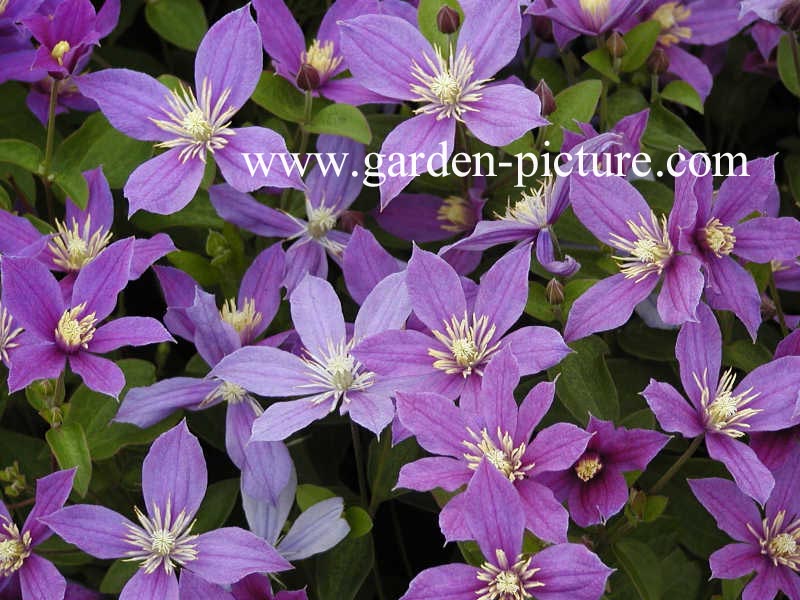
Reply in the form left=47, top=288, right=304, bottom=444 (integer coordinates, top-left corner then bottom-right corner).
left=689, top=456, right=800, bottom=600
left=527, top=0, right=646, bottom=47
left=396, top=347, right=592, bottom=544
left=643, top=303, right=800, bottom=504
left=340, top=0, right=547, bottom=207
left=41, top=422, right=292, bottom=600
left=400, top=460, right=612, bottom=600
left=0, top=469, right=75, bottom=600
left=0, top=240, right=173, bottom=398
left=76, top=5, right=302, bottom=216
left=539, top=416, right=669, bottom=527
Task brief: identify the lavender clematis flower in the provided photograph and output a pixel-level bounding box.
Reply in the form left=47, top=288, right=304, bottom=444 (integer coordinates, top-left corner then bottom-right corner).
left=538, top=416, right=669, bottom=527
left=564, top=169, right=704, bottom=342
left=210, top=135, right=365, bottom=291
left=0, top=469, right=75, bottom=600
left=178, top=570, right=308, bottom=600
left=401, top=460, right=613, bottom=600
left=340, top=0, right=548, bottom=207
left=0, top=302, right=23, bottom=367
left=42, top=422, right=292, bottom=600
left=0, top=241, right=173, bottom=398
left=116, top=244, right=286, bottom=469
left=396, top=346, right=592, bottom=544
left=561, top=109, right=649, bottom=176
left=527, top=0, right=647, bottom=47
left=643, top=303, right=800, bottom=504
left=353, top=246, right=570, bottom=408
left=76, top=5, right=303, bottom=216
left=210, top=272, right=412, bottom=439
left=740, top=0, right=786, bottom=24
left=689, top=456, right=800, bottom=600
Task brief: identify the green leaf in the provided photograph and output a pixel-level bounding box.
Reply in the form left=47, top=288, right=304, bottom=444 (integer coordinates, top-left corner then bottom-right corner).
left=316, top=533, right=374, bottom=600
left=367, top=436, right=419, bottom=506
left=643, top=103, right=705, bottom=152
left=524, top=282, right=557, bottom=323
left=620, top=20, right=662, bottom=73
left=613, top=539, right=664, bottom=600
left=643, top=495, right=669, bottom=522
left=660, top=80, right=704, bottom=113
left=145, top=0, right=208, bottom=51
left=344, top=506, right=373, bottom=538
left=132, top=189, right=224, bottom=231
left=297, top=484, right=337, bottom=511
left=583, top=48, right=620, bottom=83
left=53, top=168, right=89, bottom=209
left=544, top=80, right=603, bottom=149
left=722, top=576, right=749, bottom=600
left=194, top=478, right=239, bottom=533
left=167, top=250, right=219, bottom=287
left=778, top=34, right=800, bottom=97
left=78, top=115, right=153, bottom=188
left=305, top=104, right=372, bottom=145
left=617, top=320, right=677, bottom=362
left=548, top=336, right=619, bottom=424
left=0, top=139, right=43, bottom=173
left=417, top=0, right=463, bottom=50
left=723, top=340, right=772, bottom=372
left=252, top=72, right=308, bottom=123
left=99, top=560, right=138, bottom=594
left=45, top=423, right=92, bottom=496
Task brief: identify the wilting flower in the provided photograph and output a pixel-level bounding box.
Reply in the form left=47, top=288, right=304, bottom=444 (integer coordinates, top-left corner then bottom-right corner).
left=564, top=169, right=704, bottom=342
left=527, top=0, right=646, bottom=46
left=42, top=422, right=292, bottom=598
left=0, top=469, right=74, bottom=600
left=76, top=5, right=302, bottom=216
left=340, top=0, right=547, bottom=207
left=210, top=272, right=412, bottom=439
left=210, top=135, right=365, bottom=291
left=538, top=416, right=669, bottom=527
left=400, top=460, right=612, bottom=600
left=116, top=244, right=285, bottom=469
left=1, top=241, right=173, bottom=397
left=643, top=303, right=800, bottom=503
left=354, top=246, right=570, bottom=407
left=689, top=455, right=800, bottom=600
left=396, top=347, right=592, bottom=544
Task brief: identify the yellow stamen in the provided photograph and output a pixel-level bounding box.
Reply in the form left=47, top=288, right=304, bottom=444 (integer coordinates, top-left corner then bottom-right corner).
left=463, top=427, right=532, bottom=482
left=301, top=39, right=343, bottom=79
left=694, top=368, right=762, bottom=438
left=437, top=196, right=475, bottom=233
left=51, top=40, right=71, bottom=65
left=608, top=212, right=673, bottom=282
left=49, top=215, right=113, bottom=271
left=579, top=0, right=611, bottom=24
left=220, top=297, right=262, bottom=338
left=575, top=453, right=603, bottom=482
left=55, top=302, right=97, bottom=351
left=0, top=519, right=31, bottom=577
left=429, top=313, right=501, bottom=377
left=476, top=549, right=544, bottom=600
left=701, top=217, right=736, bottom=257
left=652, top=2, right=693, bottom=47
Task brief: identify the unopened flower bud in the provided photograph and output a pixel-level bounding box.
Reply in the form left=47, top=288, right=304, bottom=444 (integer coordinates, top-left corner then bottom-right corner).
left=781, top=0, right=800, bottom=31
left=532, top=15, right=554, bottom=43
left=545, top=278, right=565, bottom=305
left=436, top=5, right=461, bottom=34
left=606, top=32, right=627, bottom=59
left=646, top=47, right=670, bottom=75
left=296, top=63, right=321, bottom=91
left=534, top=80, right=557, bottom=117
left=0, top=462, right=26, bottom=498
left=761, top=293, right=777, bottom=321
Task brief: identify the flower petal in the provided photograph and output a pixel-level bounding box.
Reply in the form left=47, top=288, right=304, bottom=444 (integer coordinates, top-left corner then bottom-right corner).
left=709, top=543, right=761, bottom=580
left=395, top=391, right=466, bottom=457
left=39, top=505, right=136, bottom=559
left=473, top=246, right=530, bottom=338
left=528, top=543, right=612, bottom=600
left=124, top=149, right=205, bottom=216
left=89, top=317, right=173, bottom=354
left=290, top=275, right=346, bottom=357
left=251, top=398, right=333, bottom=442
left=517, top=478, right=569, bottom=543
left=252, top=0, right=304, bottom=77
left=209, top=184, right=304, bottom=238
left=277, top=497, right=350, bottom=561
left=642, top=379, right=704, bottom=438
left=502, top=325, right=571, bottom=375
left=116, top=377, right=216, bottom=428
left=190, top=527, right=291, bottom=584
left=216, top=126, right=305, bottom=192
left=120, top=568, right=178, bottom=600
left=397, top=457, right=469, bottom=492
left=7, top=342, right=66, bottom=393
left=210, top=345, right=312, bottom=397
left=18, top=555, right=66, bottom=600
left=23, top=469, right=76, bottom=545
left=464, top=83, right=547, bottom=146
left=1, top=256, right=63, bottom=339
left=406, top=246, right=465, bottom=332
left=400, top=564, right=479, bottom=600
left=688, top=477, right=763, bottom=542
left=657, top=254, right=703, bottom=325
left=353, top=272, right=411, bottom=341
left=526, top=423, right=592, bottom=473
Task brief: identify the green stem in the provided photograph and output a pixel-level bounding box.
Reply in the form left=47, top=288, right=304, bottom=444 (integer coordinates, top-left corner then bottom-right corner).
left=650, top=74, right=660, bottom=102
left=350, top=422, right=369, bottom=508
left=769, top=271, right=789, bottom=337
left=42, top=81, right=59, bottom=224
left=297, top=90, right=314, bottom=155
left=6, top=497, right=36, bottom=511
left=649, top=435, right=703, bottom=494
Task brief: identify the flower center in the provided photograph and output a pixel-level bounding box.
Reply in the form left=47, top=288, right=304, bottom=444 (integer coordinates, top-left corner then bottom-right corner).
left=500, top=180, right=554, bottom=228
left=124, top=501, right=198, bottom=575
left=220, top=297, right=263, bottom=341
left=579, top=0, right=611, bottom=26
left=410, top=45, right=490, bottom=121
left=49, top=215, right=113, bottom=271
left=429, top=313, right=501, bottom=377
left=55, top=302, right=97, bottom=352
left=150, top=78, right=237, bottom=163
left=749, top=510, right=800, bottom=571
left=200, top=380, right=251, bottom=409
left=652, top=2, right=692, bottom=47
left=301, top=39, right=342, bottom=81
left=608, top=212, right=673, bottom=282
left=307, top=205, right=338, bottom=239
left=575, top=452, right=604, bottom=482
left=700, top=217, right=736, bottom=257
left=300, top=339, right=375, bottom=409
left=51, top=40, right=71, bottom=65
left=476, top=549, right=544, bottom=600
left=464, top=427, right=532, bottom=482
left=437, top=196, right=476, bottom=233
left=0, top=0, right=9, bottom=15
left=0, top=303, right=22, bottom=365
left=694, top=368, right=762, bottom=438
left=0, top=520, right=31, bottom=578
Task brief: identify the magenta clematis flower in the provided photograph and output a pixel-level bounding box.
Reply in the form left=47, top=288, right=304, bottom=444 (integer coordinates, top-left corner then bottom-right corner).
left=210, top=135, right=365, bottom=291
left=0, top=469, right=75, bottom=600
left=254, top=0, right=413, bottom=103
left=401, top=460, right=612, bottom=600
left=210, top=272, right=412, bottom=439
left=689, top=456, right=800, bottom=600
left=564, top=169, right=704, bottom=342
left=396, top=346, right=592, bottom=544
left=41, top=422, right=292, bottom=600
left=76, top=5, right=303, bottom=216
left=643, top=303, right=800, bottom=504
left=538, top=416, right=669, bottom=527
left=527, top=0, right=647, bottom=47
left=339, top=0, right=548, bottom=207
left=353, top=246, right=571, bottom=408
left=116, top=244, right=286, bottom=469
left=0, top=240, right=173, bottom=398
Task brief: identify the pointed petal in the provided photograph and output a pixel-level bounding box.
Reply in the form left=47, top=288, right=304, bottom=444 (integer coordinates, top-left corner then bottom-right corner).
left=400, top=564, right=480, bottom=600
left=738, top=356, right=800, bottom=431
left=676, top=302, right=721, bottom=408
left=125, top=149, right=205, bottom=216
left=479, top=347, right=520, bottom=436
left=570, top=173, right=653, bottom=244
left=179, top=571, right=234, bottom=600
left=39, top=505, right=136, bottom=559
left=120, top=569, right=178, bottom=600
left=352, top=329, right=437, bottom=376
left=72, top=237, right=134, bottom=320
left=67, top=167, right=113, bottom=231
left=250, top=398, right=333, bottom=442
left=457, top=0, right=521, bottom=78
left=517, top=478, right=569, bottom=543
left=1, top=256, right=63, bottom=339
left=217, top=127, right=305, bottom=192
left=290, top=275, right=345, bottom=357
left=529, top=543, right=612, bottom=600
left=190, top=527, right=291, bottom=583
left=709, top=543, right=761, bottom=580
left=69, top=352, right=126, bottom=399
left=210, top=346, right=312, bottom=397
left=742, top=568, right=781, bottom=600
left=239, top=243, right=285, bottom=331
left=474, top=247, right=529, bottom=337
left=277, top=497, right=350, bottom=561
left=89, top=317, right=173, bottom=354
left=642, top=379, right=704, bottom=437
left=252, top=0, right=304, bottom=76
left=354, top=272, right=410, bottom=341
left=657, top=255, right=703, bottom=325
left=394, top=391, right=466, bottom=457
left=209, top=184, right=304, bottom=237
left=688, top=477, right=763, bottom=542
left=18, top=555, right=66, bottom=600
left=226, top=401, right=261, bottom=470
left=187, top=289, right=240, bottom=367
left=345, top=391, right=395, bottom=436
left=7, top=342, right=65, bottom=393
left=397, top=457, right=469, bottom=492
left=464, top=83, right=547, bottom=146
left=23, top=469, right=76, bottom=545
left=116, top=377, right=216, bottom=428
left=734, top=217, right=800, bottom=263
left=516, top=380, right=556, bottom=442
left=407, top=246, right=465, bottom=332
left=568, top=466, right=629, bottom=527
left=714, top=156, right=776, bottom=224
left=503, top=325, right=571, bottom=375
left=527, top=423, right=592, bottom=473
left=343, top=226, right=403, bottom=305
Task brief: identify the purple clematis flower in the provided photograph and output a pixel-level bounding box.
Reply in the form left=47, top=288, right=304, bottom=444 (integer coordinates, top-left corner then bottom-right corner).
left=561, top=109, right=649, bottom=176
left=76, top=5, right=303, bottom=216
left=116, top=244, right=286, bottom=469
left=396, top=346, right=592, bottom=544
left=210, top=271, right=412, bottom=439
left=689, top=455, right=800, bottom=600
left=0, top=469, right=75, bottom=600
left=41, top=422, right=292, bottom=600
left=643, top=303, right=800, bottom=504
left=178, top=570, right=307, bottom=600
left=340, top=0, right=548, bottom=207
left=527, top=0, right=647, bottom=47
left=210, top=135, right=365, bottom=291
left=400, top=460, right=612, bottom=600
left=0, top=240, right=173, bottom=398
left=564, top=168, right=704, bottom=342
left=353, top=246, right=570, bottom=408
left=0, top=1, right=48, bottom=85
left=538, top=416, right=669, bottom=527
left=740, top=0, right=787, bottom=24
left=0, top=302, right=23, bottom=367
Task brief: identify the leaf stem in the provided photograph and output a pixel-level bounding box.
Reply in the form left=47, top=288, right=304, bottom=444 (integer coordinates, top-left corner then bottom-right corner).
left=42, top=80, right=60, bottom=224
left=769, top=270, right=789, bottom=337
left=649, top=435, right=703, bottom=494
left=351, top=422, right=369, bottom=508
